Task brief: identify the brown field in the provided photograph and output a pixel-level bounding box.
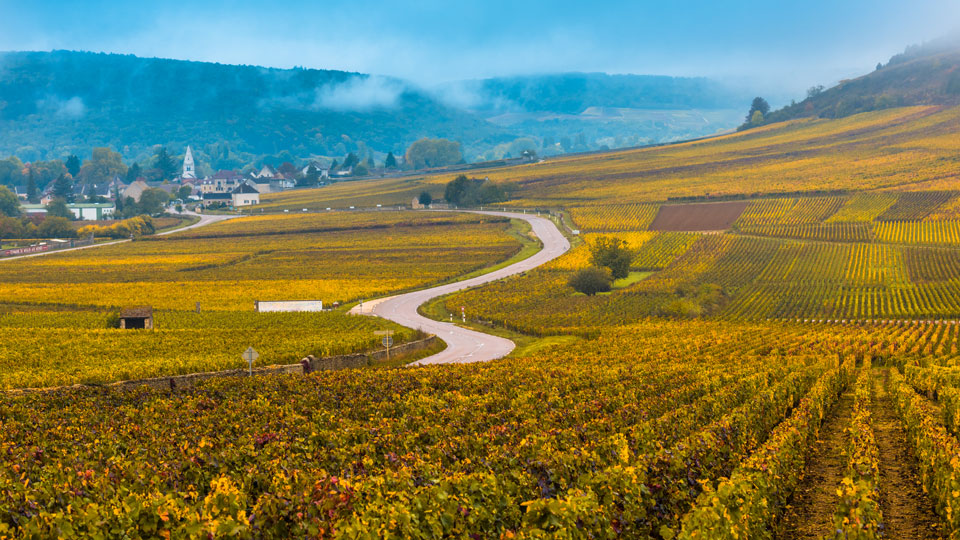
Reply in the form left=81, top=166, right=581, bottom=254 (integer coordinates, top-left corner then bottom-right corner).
left=648, top=200, right=749, bottom=231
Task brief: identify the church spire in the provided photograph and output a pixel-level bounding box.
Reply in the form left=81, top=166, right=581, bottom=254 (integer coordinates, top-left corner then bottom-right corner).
left=182, top=146, right=196, bottom=179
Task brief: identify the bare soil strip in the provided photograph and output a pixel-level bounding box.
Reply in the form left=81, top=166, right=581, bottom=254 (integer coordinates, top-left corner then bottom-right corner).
left=778, top=392, right=855, bottom=540
left=873, top=368, right=943, bottom=540
left=647, top=200, right=748, bottom=231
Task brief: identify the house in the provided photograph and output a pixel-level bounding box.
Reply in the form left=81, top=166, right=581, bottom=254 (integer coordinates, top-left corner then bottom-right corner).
left=231, top=184, right=260, bottom=207
left=201, top=192, right=232, bottom=206
left=122, top=180, right=149, bottom=202
left=269, top=176, right=296, bottom=191
left=119, top=306, right=154, bottom=329
left=20, top=203, right=116, bottom=220
left=301, top=161, right=331, bottom=179
left=201, top=170, right=244, bottom=193
left=252, top=164, right=277, bottom=180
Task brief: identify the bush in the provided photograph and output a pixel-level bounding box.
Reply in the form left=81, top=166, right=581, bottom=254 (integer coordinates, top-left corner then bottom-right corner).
left=36, top=216, right=76, bottom=239
left=590, top=237, right=634, bottom=280
left=568, top=267, right=612, bottom=296
left=77, top=216, right=155, bottom=239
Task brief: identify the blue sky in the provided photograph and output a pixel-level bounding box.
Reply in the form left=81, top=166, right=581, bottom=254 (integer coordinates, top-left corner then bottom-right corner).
left=1, top=0, right=958, bottom=97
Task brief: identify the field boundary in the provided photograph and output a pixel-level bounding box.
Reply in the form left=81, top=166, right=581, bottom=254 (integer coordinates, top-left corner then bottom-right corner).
left=6, top=335, right=439, bottom=395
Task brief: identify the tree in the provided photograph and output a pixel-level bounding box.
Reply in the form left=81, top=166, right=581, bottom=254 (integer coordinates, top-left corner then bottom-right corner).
left=0, top=157, right=24, bottom=187
left=444, top=175, right=474, bottom=206
left=65, top=155, right=81, bottom=177
left=138, top=188, right=170, bottom=215
left=744, top=97, right=770, bottom=125
left=53, top=174, right=74, bottom=202
left=352, top=163, right=369, bottom=176
left=79, top=147, right=127, bottom=184
left=405, top=138, right=463, bottom=170
left=0, top=186, right=20, bottom=217
left=384, top=152, right=397, bottom=169
left=177, top=185, right=193, bottom=201
left=126, top=163, right=142, bottom=183
left=418, top=191, right=433, bottom=206
left=26, top=169, right=38, bottom=203
left=154, top=147, right=178, bottom=181
left=342, top=153, right=360, bottom=170
left=299, top=165, right=321, bottom=187
left=37, top=216, right=76, bottom=238
left=806, top=85, right=825, bottom=99
left=277, top=161, right=299, bottom=178
left=444, top=175, right=511, bottom=206
left=589, top=237, right=633, bottom=280
left=750, top=110, right=764, bottom=125
left=45, top=198, right=74, bottom=219
left=568, top=267, right=612, bottom=296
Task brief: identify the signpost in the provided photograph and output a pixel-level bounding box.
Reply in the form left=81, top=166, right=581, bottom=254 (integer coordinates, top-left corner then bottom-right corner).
left=242, top=347, right=259, bottom=376
left=374, top=330, right=394, bottom=361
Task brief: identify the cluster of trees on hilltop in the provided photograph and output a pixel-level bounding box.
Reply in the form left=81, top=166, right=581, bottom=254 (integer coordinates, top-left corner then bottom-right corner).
left=739, top=37, right=960, bottom=131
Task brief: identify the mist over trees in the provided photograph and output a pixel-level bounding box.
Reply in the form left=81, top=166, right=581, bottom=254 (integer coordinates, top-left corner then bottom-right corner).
left=405, top=139, right=463, bottom=169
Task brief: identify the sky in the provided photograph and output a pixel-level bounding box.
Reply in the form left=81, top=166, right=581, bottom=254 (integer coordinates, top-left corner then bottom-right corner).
left=1, top=0, right=959, bottom=99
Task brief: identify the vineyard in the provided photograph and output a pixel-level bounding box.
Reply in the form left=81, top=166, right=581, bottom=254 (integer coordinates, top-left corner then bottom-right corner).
left=0, top=212, right=521, bottom=388
left=5, top=102, right=960, bottom=538
left=5, top=319, right=960, bottom=537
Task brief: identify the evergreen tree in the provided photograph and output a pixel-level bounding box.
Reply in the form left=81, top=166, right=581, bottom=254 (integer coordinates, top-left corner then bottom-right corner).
left=53, top=174, right=74, bottom=202
left=126, top=163, right=142, bottom=183
left=26, top=168, right=38, bottom=203
left=65, top=155, right=80, bottom=177
left=384, top=152, right=397, bottom=169
left=155, top=147, right=178, bottom=180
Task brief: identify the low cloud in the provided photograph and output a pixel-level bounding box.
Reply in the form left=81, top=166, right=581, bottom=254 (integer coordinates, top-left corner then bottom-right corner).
left=36, top=96, right=87, bottom=118
left=313, top=76, right=406, bottom=111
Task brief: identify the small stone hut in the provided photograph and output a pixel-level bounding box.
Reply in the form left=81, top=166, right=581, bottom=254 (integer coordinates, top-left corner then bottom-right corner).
left=120, top=306, right=154, bottom=329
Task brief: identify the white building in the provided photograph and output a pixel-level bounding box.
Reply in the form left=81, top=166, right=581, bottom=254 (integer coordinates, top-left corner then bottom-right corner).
left=231, top=184, right=260, bottom=207
left=182, top=146, right=197, bottom=179
left=21, top=203, right=116, bottom=220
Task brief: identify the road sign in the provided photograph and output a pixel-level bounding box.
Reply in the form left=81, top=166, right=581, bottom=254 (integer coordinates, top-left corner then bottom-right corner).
left=243, top=346, right=259, bottom=376
left=382, top=336, right=394, bottom=348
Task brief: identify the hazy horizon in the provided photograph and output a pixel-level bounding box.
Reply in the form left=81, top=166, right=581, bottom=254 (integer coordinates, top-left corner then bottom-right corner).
left=2, top=0, right=959, bottom=102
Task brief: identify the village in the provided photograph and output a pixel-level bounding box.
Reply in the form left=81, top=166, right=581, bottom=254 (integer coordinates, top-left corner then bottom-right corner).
left=11, top=146, right=341, bottom=219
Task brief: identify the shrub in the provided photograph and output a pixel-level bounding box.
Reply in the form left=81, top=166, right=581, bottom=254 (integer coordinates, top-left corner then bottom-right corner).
left=590, top=237, right=634, bottom=279
left=568, top=267, right=612, bottom=295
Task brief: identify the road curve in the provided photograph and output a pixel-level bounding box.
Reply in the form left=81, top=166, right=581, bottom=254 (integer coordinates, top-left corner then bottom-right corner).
left=353, top=211, right=570, bottom=365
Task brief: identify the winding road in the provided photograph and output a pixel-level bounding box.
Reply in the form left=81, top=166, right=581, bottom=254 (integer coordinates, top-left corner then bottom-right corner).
left=351, top=211, right=570, bottom=365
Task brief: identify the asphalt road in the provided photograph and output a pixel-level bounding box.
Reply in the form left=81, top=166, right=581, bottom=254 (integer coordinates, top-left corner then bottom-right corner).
left=352, top=211, right=570, bottom=365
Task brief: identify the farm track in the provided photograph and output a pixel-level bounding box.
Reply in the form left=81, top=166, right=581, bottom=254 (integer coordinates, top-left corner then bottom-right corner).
left=874, top=369, right=943, bottom=539
left=778, top=392, right=855, bottom=540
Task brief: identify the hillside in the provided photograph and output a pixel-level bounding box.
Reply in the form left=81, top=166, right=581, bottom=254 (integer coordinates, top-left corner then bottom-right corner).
left=0, top=51, right=749, bottom=165
left=764, top=37, right=960, bottom=123
left=0, top=50, right=510, bottom=165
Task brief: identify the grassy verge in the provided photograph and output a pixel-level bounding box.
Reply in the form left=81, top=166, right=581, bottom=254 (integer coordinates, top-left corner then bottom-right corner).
left=417, top=294, right=582, bottom=358
left=370, top=338, right=449, bottom=369
left=155, top=215, right=200, bottom=234
left=336, top=217, right=541, bottom=314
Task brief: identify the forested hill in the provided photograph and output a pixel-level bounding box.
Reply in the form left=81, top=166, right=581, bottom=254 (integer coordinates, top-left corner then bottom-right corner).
left=460, top=73, right=748, bottom=114
left=0, top=50, right=750, bottom=164
left=0, top=50, right=509, bottom=164
left=764, top=37, right=960, bottom=124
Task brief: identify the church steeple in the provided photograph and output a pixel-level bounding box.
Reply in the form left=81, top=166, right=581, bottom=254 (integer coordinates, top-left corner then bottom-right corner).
left=182, top=146, right=196, bottom=179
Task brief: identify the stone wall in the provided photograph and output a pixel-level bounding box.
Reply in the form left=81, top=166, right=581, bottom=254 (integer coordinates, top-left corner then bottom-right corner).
left=12, top=335, right=439, bottom=395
